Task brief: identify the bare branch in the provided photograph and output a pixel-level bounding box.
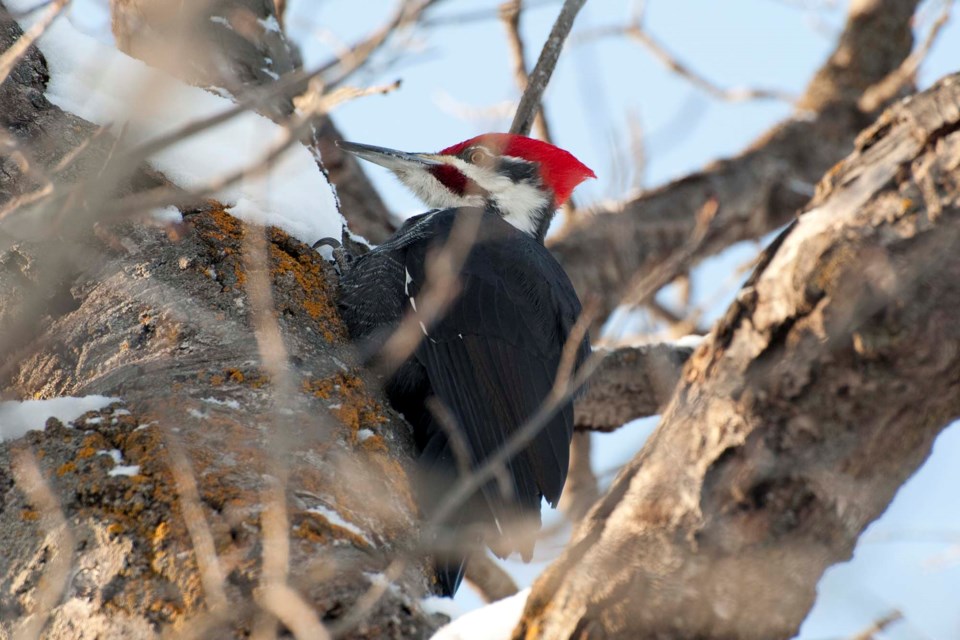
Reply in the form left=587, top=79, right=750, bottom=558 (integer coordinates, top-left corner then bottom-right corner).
left=464, top=552, right=520, bottom=603
left=551, top=0, right=921, bottom=326
left=165, top=437, right=229, bottom=613
left=0, top=0, right=68, bottom=89
left=574, top=342, right=695, bottom=431
left=501, top=0, right=553, bottom=143
left=850, top=610, right=904, bottom=640
left=556, top=432, right=599, bottom=521
left=11, top=451, right=74, bottom=640
left=500, top=0, right=577, bottom=218
left=858, top=0, right=953, bottom=112
left=509, top=0, right=587, bottom=136
left=578, top=23, right=795, bottom=103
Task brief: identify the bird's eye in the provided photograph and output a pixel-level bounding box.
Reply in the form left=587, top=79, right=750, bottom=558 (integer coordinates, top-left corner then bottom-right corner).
left=468, top=147, right=490, bottom=165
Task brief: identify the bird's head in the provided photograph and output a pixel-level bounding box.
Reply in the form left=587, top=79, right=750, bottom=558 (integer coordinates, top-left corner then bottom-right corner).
left=338, top=133, right=595, bottom=242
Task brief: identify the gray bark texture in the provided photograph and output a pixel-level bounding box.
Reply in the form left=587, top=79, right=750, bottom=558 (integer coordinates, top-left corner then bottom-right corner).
left=0, top=8, right=441, bottom=639
left=574, top=344, right=693, bottom=432
left=514, top=73, right=960, bottom=639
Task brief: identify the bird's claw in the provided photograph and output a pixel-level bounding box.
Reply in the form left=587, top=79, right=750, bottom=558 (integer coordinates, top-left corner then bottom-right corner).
left=312, top=237, right=353, bottom=274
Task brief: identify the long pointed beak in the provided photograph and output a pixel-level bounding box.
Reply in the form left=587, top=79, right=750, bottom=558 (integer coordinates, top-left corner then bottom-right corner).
left=337, top=140, right=442, bottom=171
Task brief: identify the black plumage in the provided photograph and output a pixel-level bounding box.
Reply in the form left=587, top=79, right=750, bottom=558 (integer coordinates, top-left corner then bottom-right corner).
left=338, top=207, right=589, bottom=596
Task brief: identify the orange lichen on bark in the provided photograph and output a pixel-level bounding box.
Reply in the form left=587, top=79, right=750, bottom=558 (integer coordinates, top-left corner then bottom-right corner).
left=303, top=372, right=388, bottom=440
left=294, top=511, right=371, bottom=549
left=202, top=204, right=245, bottom=244
left=358, top=433, right=388, bottom=453
left=56, top=461, right=76, bottom=476
left=267, top=228, right=345, bottom=343
left=76, top=445, right=98, bottom=459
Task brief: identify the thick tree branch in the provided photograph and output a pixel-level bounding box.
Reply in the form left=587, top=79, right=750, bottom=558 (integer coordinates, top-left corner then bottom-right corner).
left=574, top=343, right=694, bottom=431
left=516, top=70, right=960, bottom=639
left=464, top=551, right=520, bottom=604
left=549, top=0, right=920, bottom=323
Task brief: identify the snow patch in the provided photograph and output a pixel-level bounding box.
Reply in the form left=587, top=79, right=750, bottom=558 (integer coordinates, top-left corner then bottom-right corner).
left=150, top=205, right=182, bottom=223
left=109, top=465, right=141, bottom=477
left=421, top=595, right=460, bottom=619
left=357, top=428, right=375, bottom=442
left=258, top=15, right=281, bottom=33
left=9, top=2, right=343, bottom=247
left=672, top=334, right=704, bottom=348
left=430, top=589, right=530, bottom=640
left=98, top=449, right=123, bottom=464
left=307, top=504, right=372, bottom=545
left=0, top=396, right=120, bottom=441
left=202, top=397, right=241, bottom=410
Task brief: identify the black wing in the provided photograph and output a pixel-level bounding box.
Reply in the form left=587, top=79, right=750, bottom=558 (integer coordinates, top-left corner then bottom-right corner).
left=337, top=210, right=442, bottom=342
left=407, top=213, right=588, bottom=549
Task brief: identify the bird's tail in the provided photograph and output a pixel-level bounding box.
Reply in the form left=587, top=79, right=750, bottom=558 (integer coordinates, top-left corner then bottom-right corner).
left=418, top=431, right=485, bottom=597
left=418, top=427, right=542, bottom=596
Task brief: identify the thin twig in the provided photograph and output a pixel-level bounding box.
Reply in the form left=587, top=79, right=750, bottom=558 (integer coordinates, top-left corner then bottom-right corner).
left=165, top=436, right=229, bottom=613
left=621, top=196, right=718, bottom=309
left=501, top=0, right=553, bottom=143
left=328, top=557, right=408, bottom=638
left=2, top=78, right=399, bottom=226
left=426, top=397, right=475, bottom=478
left=509, top=0, right=588, bottom=136
left=577, top=24, right=795, bottom=103
left=849, top=610, right=904, bottom=640
left=255, top=582, right=332, bottom=640
left=501, top=0, right=577, bottom=218
left=12, top=450, right=74, bottom=640
left=424, top=0, right=559, bottom=26
left=0, top=0, right=69, bottom=89
left=315, top=0, right=446, bottom=90
left=858, top=0, right=952, bottom=112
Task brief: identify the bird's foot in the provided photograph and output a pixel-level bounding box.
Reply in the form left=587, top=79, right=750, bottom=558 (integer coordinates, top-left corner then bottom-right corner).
left=312, top=237, right=354, bottom=274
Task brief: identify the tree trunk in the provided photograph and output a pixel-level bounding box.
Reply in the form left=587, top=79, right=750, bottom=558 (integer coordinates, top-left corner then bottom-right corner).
left=0, top=10, right=440, bottom=638
left=515, top=72, right=960, bottom=639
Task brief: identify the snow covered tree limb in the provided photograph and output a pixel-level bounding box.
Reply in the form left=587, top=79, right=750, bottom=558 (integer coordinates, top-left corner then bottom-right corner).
left=109, top=0, right=396, bottom=244
left=514, top=71, right=960, bottom=639
left=549, top=0, right=921, bottom=325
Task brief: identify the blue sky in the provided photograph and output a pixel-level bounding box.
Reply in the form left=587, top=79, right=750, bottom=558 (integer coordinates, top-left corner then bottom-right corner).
left=69, top=0, right=960, bottom=635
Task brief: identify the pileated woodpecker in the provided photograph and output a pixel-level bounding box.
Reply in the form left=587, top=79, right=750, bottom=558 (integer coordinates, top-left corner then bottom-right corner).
left=336, top=133, right=594, bottom=596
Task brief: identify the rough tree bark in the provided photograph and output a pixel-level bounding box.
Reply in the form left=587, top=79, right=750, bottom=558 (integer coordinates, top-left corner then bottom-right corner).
left=574, top=344, right=693, bottom=431
left=0, top=9, right=440, bottom=639
left=514, top=73, right=960, bottom=639
left=550, top=0, right=920, bottom=325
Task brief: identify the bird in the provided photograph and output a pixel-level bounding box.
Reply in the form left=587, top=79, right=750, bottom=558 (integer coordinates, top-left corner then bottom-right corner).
left=335, top=133, right=594, bottom=596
